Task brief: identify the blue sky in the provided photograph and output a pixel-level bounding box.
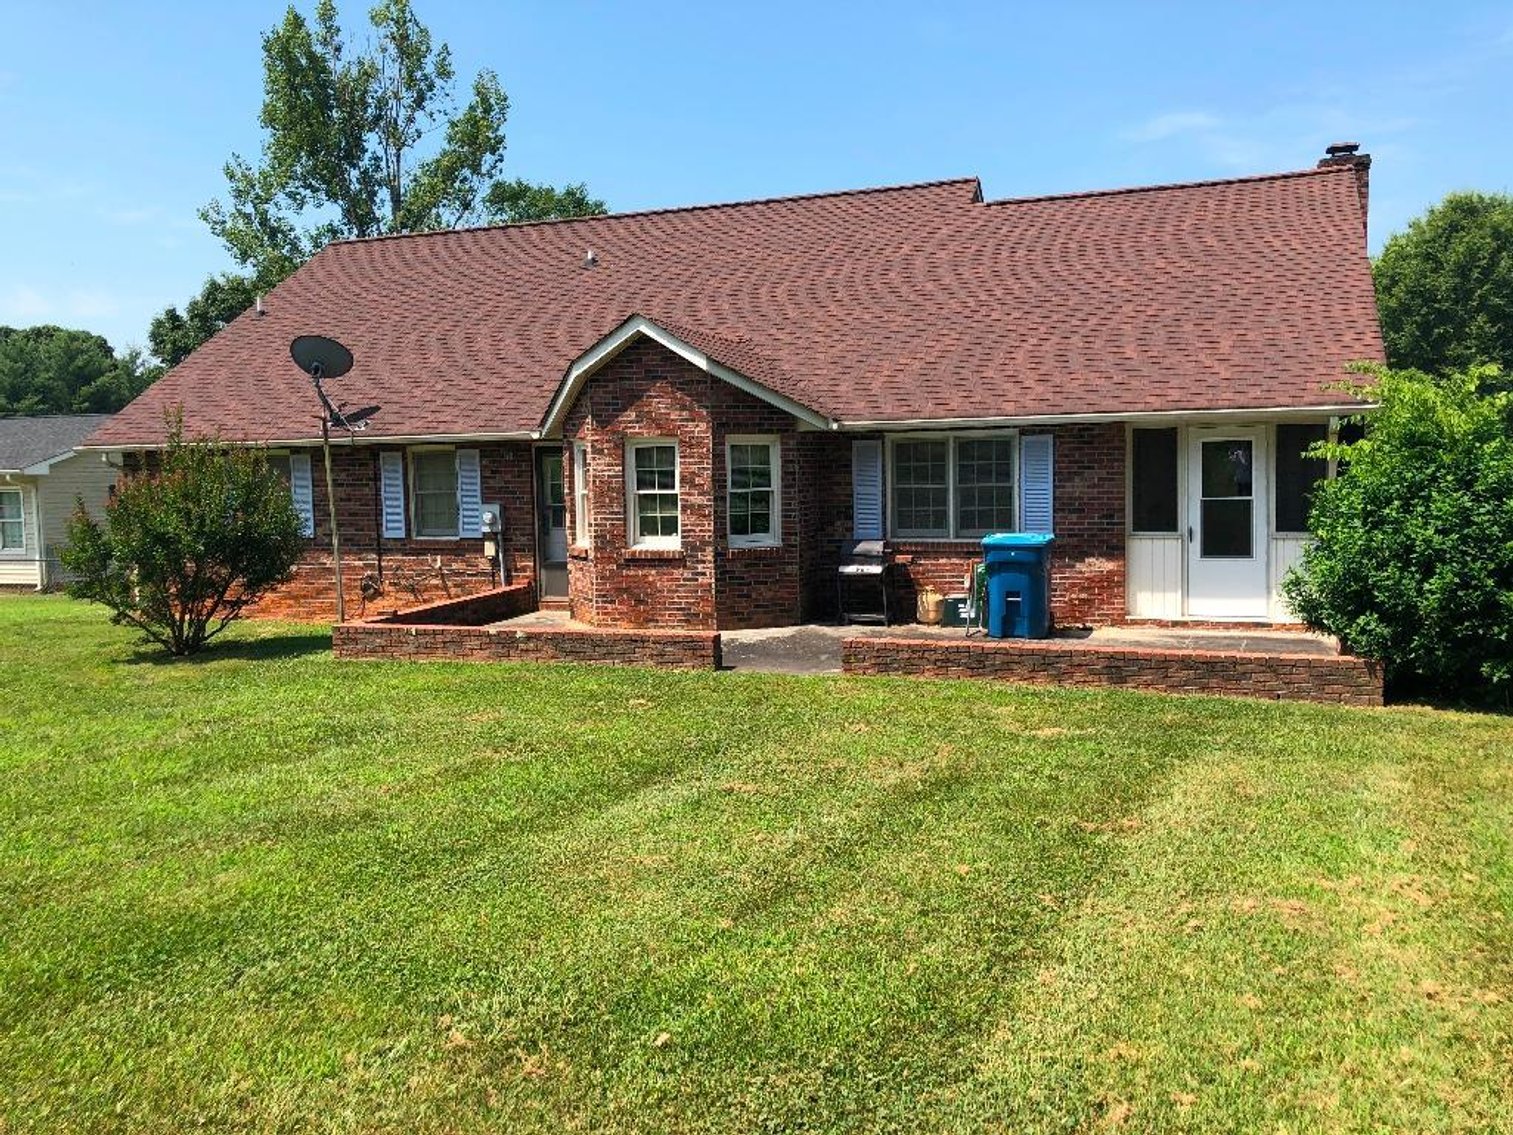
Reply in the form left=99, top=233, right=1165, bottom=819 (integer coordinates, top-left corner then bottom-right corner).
left=3, top=1, right=1511, bottom=355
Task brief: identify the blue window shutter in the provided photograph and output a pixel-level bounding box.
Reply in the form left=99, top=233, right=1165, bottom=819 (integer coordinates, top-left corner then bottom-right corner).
left=852, top=439, right=884, bottom=540
left=456, top=449, right=482, bottom=537
left=379, top=451, right=406, bottom=539
left=289, top=453, right=315, bottom=537
left=1019, top=434, right=1054, bottom=534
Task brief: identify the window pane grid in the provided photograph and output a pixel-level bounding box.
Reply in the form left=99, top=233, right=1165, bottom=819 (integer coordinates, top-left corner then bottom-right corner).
left=728, top=441, right=777, bottom=542
left=573, top=444, right=590, bottom=546
left=0, top=490, right=21, bottom=551
left=413, top=451, right=459, bottom=537
left=954, top=438, right=1014, bottom=536
left=890, top=437, right=1016, bottom=539
left=631, top=443, right=679, bottom=544
left=892, top=440, right=950, bottom=535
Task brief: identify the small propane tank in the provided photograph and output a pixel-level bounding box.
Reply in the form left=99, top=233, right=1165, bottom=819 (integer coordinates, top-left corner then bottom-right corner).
left=917, top=585, right=944, bottom=625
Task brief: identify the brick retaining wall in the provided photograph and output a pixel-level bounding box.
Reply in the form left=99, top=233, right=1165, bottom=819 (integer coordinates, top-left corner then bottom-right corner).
left=382, top=584, right=536, bottom=626
left=842, top=636, right=1383, bottom=706
left=334, top=620, right=721, bottom=669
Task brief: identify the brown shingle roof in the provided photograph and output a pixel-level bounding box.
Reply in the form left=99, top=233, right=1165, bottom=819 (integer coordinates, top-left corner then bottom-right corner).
left=88, top=165, right=1382, bottom=447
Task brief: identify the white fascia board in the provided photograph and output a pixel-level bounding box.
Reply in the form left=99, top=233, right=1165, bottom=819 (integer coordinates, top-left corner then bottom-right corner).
left=17, top=448, right=82, bottom=475
left=837, top=403, right=1376, bottom=431
left=538, top=315, right=834, bottom=437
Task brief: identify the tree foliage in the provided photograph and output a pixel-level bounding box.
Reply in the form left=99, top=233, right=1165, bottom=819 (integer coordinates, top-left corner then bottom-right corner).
left=202, top=0, right=605, bottom=291
left=485, top=179, right=605, bottom=224
left=1374, top=192, right=1513, bottom=382
left=61, top=421, right=305, bottom=656
left=0, top=326, right=156, bottom=416
left=1283, top=364, right=1513, bottom=703
left=147, top=274, right=260, bottom=369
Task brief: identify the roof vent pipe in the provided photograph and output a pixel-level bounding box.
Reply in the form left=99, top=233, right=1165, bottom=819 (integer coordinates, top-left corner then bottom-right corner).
left=255, top=295, right=265, bottom=317
left=584, top=249, right=598, bottom=269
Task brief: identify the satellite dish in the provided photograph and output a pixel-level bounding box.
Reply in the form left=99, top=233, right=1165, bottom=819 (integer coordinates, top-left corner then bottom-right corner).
left=290, top=335, right=354, bottom=380
left=340, top=405, right=381, bottom=429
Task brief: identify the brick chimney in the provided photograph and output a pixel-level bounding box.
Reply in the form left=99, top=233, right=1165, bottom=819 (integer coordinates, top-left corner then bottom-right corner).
left=1318, top=141, right=1371, bottom=237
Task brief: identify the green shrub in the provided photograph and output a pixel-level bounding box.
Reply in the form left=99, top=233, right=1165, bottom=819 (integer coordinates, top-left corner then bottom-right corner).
left=61, top=423, right=304, bottom=656
left=1283, top=364, right=1513, bottom=703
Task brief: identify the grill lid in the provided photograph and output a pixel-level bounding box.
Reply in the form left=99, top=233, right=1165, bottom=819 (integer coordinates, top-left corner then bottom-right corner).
left=845, top=539, right=888, bottom=560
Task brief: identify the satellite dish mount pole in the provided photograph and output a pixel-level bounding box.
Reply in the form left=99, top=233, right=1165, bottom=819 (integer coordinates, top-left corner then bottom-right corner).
left=318, top=400, right=345, bottom=623
left=290, top=336, right=358, bottom=626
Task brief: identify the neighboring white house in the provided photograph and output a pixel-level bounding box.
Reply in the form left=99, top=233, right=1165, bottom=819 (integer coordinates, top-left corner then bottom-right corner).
left=0, top=414, right=117, bottom=590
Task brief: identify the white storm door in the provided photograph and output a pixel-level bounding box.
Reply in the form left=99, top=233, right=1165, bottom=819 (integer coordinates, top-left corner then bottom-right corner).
left=1186, top=428, right=1268, bottom=618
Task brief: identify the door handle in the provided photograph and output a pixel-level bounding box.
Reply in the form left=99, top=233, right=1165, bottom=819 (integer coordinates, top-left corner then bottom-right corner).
left=1188, top=525, right=1194, bottom=542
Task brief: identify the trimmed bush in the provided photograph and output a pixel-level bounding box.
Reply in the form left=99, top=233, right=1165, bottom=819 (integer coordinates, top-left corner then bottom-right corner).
left=62, top=424, right=304, bottom=655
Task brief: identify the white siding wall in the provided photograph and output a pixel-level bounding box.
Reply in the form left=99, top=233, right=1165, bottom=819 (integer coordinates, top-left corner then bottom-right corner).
left=1126, top=422, right=1329, bottom=621
left=1126, top=534, right=1183, bottom=618
left=0, top=481, right=43, bottom=588
left=37, top=454, right=116, bottom=587
left=1268, top=533, right=1310, bottom=622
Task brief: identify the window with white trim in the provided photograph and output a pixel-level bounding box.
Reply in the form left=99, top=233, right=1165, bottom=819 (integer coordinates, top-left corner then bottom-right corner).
left=627, top=439, right=679, bottom=548
left=412, top=449, right=460, bottom=537
left=572, top=442, right=590, bottom=546
left=0, top=488, right=23, bottom=551
left=889, top=434, right=1015, bottom=539
left=954, top=437, right=1016, bottom=537
left=265, top=453, right=292, bottom=486
left=727, top=436, right=780, bottom=546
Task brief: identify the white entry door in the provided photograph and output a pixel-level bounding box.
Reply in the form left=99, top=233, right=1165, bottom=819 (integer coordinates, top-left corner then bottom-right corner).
left=1186, top=428, right=1268, bottom=618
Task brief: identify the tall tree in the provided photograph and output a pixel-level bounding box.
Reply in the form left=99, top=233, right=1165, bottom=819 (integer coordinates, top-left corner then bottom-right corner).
left=147, top=274, right=261, bottom=369
left=1374, top=192, right=1513, bottom=380
left=0, top=326, right=155, bottom=416
left=202, top=0, right=604, bottom=292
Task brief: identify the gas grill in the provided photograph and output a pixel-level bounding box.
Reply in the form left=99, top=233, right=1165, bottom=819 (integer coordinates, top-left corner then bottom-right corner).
left=837, top=539, right=892, bottom=625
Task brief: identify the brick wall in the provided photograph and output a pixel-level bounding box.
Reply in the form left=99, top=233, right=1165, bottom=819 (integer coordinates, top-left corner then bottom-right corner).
left=795, top=432, right=858, bottom=622
left=1045, top=423, right=1126, bottom=625
left=378, top=583, right=536, bottom=626
left=333, top=620, right=721, bottom=669
left=842, top=636, right=1383, bottom=707
left=244, top=441, right=537, bottom=622
left=710, top=388, right=803, bottom=629
left=799, top=425, right=1127, bottom=628
left=560, top=337, right=804, bottom=630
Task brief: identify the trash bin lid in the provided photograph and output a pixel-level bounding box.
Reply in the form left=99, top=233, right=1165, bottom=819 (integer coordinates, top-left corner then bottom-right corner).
left=981, top=532, right=1055, bottom=549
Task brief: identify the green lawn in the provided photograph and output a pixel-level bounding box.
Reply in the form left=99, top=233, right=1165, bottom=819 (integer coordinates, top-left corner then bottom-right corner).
left=0, top=596, right=1509, bottom=1134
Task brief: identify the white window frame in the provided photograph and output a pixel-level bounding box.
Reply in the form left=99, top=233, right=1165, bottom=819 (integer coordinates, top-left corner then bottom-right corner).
left=625, top=438, right=681, bottom=550
left=572, top=441, right=590, bottom=547
left=886, top=431, right=1018, bottom=541
left=726, top=434, right=781, bottom=548
left=0, top=487, right=25, bottom=554
left=409, top=446, right=461, bottom=539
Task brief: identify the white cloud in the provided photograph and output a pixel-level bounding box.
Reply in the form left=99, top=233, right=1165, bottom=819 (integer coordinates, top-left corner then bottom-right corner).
left=1120, top=111, right=1222, bottom=144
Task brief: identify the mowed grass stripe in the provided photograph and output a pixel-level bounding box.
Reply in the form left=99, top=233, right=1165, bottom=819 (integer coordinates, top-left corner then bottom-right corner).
left=0, top=596, right=1508, bottom=1134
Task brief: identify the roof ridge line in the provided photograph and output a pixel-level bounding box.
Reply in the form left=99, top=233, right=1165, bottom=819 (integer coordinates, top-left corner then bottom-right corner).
left=328, top=177, right=984, bottom=247
left=983, top=164, right=1349, bottom=208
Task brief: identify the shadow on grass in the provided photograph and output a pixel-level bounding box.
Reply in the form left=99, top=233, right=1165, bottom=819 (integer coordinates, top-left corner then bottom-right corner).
left=122, top=630, right=333, bottom=666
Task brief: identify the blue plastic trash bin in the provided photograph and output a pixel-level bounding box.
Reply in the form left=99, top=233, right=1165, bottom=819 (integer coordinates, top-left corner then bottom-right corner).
left=981, top=533, right=1055, bottom=638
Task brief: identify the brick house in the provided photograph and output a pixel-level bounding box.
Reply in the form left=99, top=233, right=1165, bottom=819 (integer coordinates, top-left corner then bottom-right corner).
left=83, top=145, right=1382, bottom=630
